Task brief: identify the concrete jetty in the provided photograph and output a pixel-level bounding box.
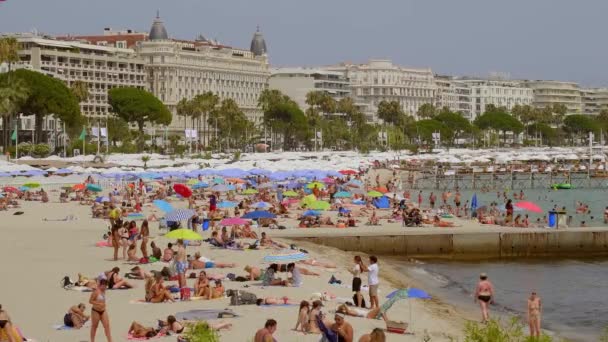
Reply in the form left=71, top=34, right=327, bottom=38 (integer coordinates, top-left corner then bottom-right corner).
left=272, top=225, right=608, bottom=260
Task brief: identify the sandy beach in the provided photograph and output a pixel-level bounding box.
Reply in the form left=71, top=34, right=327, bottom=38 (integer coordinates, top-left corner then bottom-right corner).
left=0, top=197, right=471, bottom=342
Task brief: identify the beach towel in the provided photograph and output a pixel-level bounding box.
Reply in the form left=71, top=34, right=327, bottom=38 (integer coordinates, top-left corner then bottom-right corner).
left=53, top=322, right=90, bottom=330
left=175, top=309, right=238, bottom=321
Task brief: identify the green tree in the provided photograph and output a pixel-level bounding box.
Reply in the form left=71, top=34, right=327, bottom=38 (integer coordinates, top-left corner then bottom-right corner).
left=70, top=80, right=90, bottom=103
left=417, top=103, right=437, bottom=119
left=209, top=98, right=254, bottom=151
left=192, top=91, right=219, bottom=147
left=474, top=105, right=523, bottom=146
left=0, top=69, right=82, bottom=143
left=411, top=119, right=451, bottom=150
left=0, top=37, right=22, bottom=148
left=434, top=109, right=471, bottom=146
left=108, top=87, right=171, bottom=152
left=259, top=89, right=309, bottom=150
left=563, top=114, right=597, bottom=145
left=528, top=122, right=558, bottom=146
left=377, top=100, right=405, bottom=126
left=106, top=116, right=131, bottom=147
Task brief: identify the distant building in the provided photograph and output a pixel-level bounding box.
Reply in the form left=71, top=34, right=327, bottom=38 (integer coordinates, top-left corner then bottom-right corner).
left=522, top=80, right=582, bottom=114
left=269, top=67, right=350, bottom=112
left=324, top=59, right=436, bottom=122
left=458, top=79, right=534, bottom=120
left=581, top=88, right=608, bottom=116
left=136, top=15, right=270, bottom=131
left=434, top=75, right=473, bottom=120
left=58, top=27, right=148, bottom=49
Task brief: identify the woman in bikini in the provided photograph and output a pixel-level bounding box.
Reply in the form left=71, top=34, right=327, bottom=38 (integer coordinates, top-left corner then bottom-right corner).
left=107, top=267, right=133, bottom=289
left=474, top=273, right=494, bottom=323
left=117, top=222, right=130, bottom=260
left=527, top=291, right=542, bottom=338
left=149, top=274, right=174, bottom=303
left=194, top=271, right=211, bottom=298
left=126, top=244, right=139, bottom=262
left=293, top=300, right=310, bottom=332
left=128, top=321, right=158, bottom=339
left=89, top=279, right=113, bottom=342
left=140, top=220, right=150, bottom=259
left=0, top=305, right=18, bottom=342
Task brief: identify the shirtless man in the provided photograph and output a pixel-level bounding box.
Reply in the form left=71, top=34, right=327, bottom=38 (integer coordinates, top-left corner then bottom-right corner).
left=254, top=319, right=277, bottom=342
left=474, top=273, right=494, bottom=323
left=244, top=265, right=262, bottom=281
left=331, top=313, right=354, bottom=342
left=527, top=291, right=542, bottom=338
left=175, top=239, right=187, bottom=289
left=454, top=190, right=461, bottom=216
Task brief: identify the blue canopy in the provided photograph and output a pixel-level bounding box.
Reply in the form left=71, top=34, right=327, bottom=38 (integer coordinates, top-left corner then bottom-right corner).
left=471, top=193, right=478, bottom=211
left=386, top=288, right=431, bottom=299
left=192, top=182, right=209, bottom=190
left=217, top=201, right=237, bottom=208
left=242, top=210, right=277, bottom=220
left=153, top=199, right=174, bottom=213
left=302, top=210, right=320, bottom=217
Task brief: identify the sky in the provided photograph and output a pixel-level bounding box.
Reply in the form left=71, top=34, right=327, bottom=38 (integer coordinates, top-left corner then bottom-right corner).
left=1, top=0, right=608, bottom=87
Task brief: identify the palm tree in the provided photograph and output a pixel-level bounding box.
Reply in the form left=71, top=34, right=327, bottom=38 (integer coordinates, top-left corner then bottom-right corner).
left=197, top=92, right=219, bottom=147
left=70, top=80, right=90, bottom=103
left=0, top=37, right=22, bottom=148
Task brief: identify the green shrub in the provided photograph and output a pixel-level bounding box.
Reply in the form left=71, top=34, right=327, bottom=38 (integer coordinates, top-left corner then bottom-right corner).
left=464, top=318, right=553, bottom=342
left=180, top=322, right=220, bottom=342
left=8, top=143, right=51, bottom=157
left=232, top=151, right=241, bottom=161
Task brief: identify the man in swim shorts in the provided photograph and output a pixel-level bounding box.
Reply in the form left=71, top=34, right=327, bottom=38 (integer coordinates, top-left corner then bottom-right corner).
left=175, top=239, right=187, bottom=289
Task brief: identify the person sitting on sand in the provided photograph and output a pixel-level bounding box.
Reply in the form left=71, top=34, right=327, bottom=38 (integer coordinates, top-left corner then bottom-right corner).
left=148, top=273, right=174, bottom=303
left=211, top=280, right=225, bottom=299
left=162, top=243, right=174, bottom=262
left=358, top=327, right=386, bottom=342
left=335, top=304, right=387, bottom=321
left=367, top=210, right=379, bottom=225
left=0, top=305, right=19, bottom=342
left=128, top=321, right=158, bottom=339
left=194, top=271, right=211, bottom=298
left=262, top=264, right=284, bottom=286
left=126, top=244, right=139, bottom=262
left=106, top=267, right=134, bottom=289
left=307, top=300, right=325, bottom=334
left=64, top=303, right=90, bottom=329
left=150, top=242, right=162, bottom=260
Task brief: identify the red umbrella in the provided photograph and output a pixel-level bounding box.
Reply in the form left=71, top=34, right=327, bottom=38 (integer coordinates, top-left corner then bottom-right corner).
left=173, top=183, right=193, bottom=198
left=374, top=186, right=389, bottom=193
left=339, top=169, right=358, bottom=175
left=3, top=186, right=19, bottom=193
left=72, top=183, right=85, bottom=191
left=514, top=201, right=543, bottom=213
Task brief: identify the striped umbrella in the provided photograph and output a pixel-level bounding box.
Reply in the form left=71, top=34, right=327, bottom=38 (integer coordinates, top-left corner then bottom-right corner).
left=252, top=201, right=272, bottom=209
left=263, top=249, right=309, bottom=263
left=165, top=209, right=196, bottom=222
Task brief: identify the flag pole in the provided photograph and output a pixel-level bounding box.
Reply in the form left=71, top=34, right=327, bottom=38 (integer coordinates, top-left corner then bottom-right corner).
left=105, top=118, right=109, bottom=155
left=63, top=122, right=66, bottom=157
left=15, top=121, right=18, bottom=159
left=97, top=119, right=100, bottom=155
left=82, top=125, right=85, bottom=157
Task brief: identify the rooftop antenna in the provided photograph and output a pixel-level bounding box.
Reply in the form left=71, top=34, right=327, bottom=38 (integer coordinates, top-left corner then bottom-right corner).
left=156, top=9, right=160, bottom=19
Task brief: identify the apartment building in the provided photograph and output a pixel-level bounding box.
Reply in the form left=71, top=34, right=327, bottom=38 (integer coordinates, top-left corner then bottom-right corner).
left=269, top=67, right=351, bottom=112
left=522, top=80, right=582, bottom=114
left=324, top=59, right=435, bottom=122
left=581, top=88, right=608, bottom=116
left=434, top=75, right=473, bottom=120
left=458, top=79, right=534, bottom=120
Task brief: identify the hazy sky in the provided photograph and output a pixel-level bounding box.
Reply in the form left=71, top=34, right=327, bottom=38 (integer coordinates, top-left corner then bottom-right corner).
left=2, top=0, right=607, bottom=86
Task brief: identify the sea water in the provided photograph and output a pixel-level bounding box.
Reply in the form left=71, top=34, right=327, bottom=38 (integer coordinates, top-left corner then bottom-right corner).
left=393, top=259, right=608, bottom=341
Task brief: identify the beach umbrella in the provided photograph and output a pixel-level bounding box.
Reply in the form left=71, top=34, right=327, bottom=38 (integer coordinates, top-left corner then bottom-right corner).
left=334, top=191, right=352, bottom=198
left=191, top=182, right=209, bottom=190
left=72, top=183, right=85, bottom=191
left=86, top=184, right=103, bottom=192
left=256, top=183, right=273, bottom=189
left=211, top=184, right=230, bottom=192
left=217, top=201, right=237, bottom=209
left=127, top=212, right=145, bottom=221
left=471, top=194, right=478, bottom=213
left=322, top=177, right=335, bottom=184
left=23, top=182, right=40, bottom=188
left=306, top=181, right=325, bottom=189
left=339, top=169, right=358, bottom=175
left=213, top=177, right=225, bottom=184
left=226, top=178, right=246, bottom=184
left=386, top=288, right=431, bottom=300
left=19, top=186, right=30, bottom=192
left=302, top=210, right=321, bottom=217
left=242, top=188, right=259, bottom=195
left=263, top=249, right=309, bottom=263
left=252, top=201, right=272, bottom=209
left=95, top=196, right=110, bottom=203
left=165, top=208, right=196, bottom=222
left=220, top=217, right=249, bottom=226
left=308, top=200, right=331, bottom=211
left=173, top=184, right=193, bottom=198
left=153, top=199, right=174, bottom=213
left=367, top=190, right=383, bottom=198
left=282, top=190, right=298, bottom=197
left=514, top=201, right=543, bottom=213
left=242, top=210, right=277, bottom=220
left=374, top=186, right=389, bottom=193
left=164, top=228, right=203, bottom=241
left=186, top=179, right=199, bottom=185
left=300, top=194, right=317, bottom=207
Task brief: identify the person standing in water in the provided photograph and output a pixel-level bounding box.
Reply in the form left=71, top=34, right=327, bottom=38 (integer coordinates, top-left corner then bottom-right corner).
left=527, top=291, right=542, bottom=338
left=474, top=273, right=494, bottom=323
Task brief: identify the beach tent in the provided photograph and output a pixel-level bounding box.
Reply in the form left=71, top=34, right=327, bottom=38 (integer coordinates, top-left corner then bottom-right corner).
left=373, top=196, right=390, bottom=209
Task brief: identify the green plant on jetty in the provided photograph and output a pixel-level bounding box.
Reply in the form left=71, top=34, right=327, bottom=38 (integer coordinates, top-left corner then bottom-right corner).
left=180, top=322, right=220, bottom=342
left=464, top=318, right=553, bottom=342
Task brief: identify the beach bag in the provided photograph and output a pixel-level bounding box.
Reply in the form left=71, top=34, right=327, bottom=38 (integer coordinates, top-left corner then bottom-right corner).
left=229, top=290, right=258, bottom=305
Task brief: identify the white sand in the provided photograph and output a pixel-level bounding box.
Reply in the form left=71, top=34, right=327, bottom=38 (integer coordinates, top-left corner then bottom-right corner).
left=0, top=198, right=470, bottom=342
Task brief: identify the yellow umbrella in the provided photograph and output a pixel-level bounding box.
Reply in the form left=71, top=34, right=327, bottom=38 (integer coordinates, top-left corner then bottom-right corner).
left=300, top=194, right=316, bottom=207
left=187, top=179, right=199, bottom=185
left=164, top=229, right=203, bottom=241
left=306, top=182, right=325, bottom=189
left=283, top=190, right=298, bottom=197
left=308, top=200, right=331, bottom=210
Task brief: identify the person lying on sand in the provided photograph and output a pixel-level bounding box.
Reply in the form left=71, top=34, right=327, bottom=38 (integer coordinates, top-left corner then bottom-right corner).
left=189, top=252, right=235, bottom=269
left=299, top=259, right=337, bottom=268
left=335, top=304, right=387, bottom=321
left=125, top=266, right=152, bottom=280
left=162, top=243, right=175, bottom=262
left=433, top=215, right=456, bottom=228
left=256, top=297, right=299, bottom=305
left=106, top=267, right=134, bottom=289
left=64, top=303, right=89, bottom=329
left=128, top=321, right=159, bottom=339
left=159, top=315, right=232, bottom=335
left=75, top=273, right=98, bottom=288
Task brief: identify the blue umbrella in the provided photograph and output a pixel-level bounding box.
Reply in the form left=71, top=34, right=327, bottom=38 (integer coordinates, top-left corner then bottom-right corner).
left=302, top=210, right=320, bottom=217
left=192, top=182, right=209, bottom=190
left=386, top=288, right=431, bottom=299
left=213, top=178, right=225, bottom=184
left=252, top=201, right=272, bottom=209
left=166, top=209, right=196, bottom=222
left=242, top=210, right=277, bottom=220
left=211, top=184, right=230, bottom=192
left=217, top=201, right=237, bottom=209
left=153, top=199, right=174, bottom=213
left=334, top=191, right=352, bottom=198
left=95, top=196, right=110, bottom=203
left=471, top=193, right=478, bottom=212
left=19, top=186, right=30, bottom=191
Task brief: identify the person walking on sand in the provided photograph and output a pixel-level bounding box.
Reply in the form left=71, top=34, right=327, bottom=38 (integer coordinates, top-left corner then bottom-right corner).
left=429, top=192, right=436, bottom=209
left=254, top=319, right=277, bottom=342
left=359, top=256, right=380, bottom=309
left=175, top=239, right=187, bottom=289
left=89, top=279, right=112, bottom=342
left=528, top=291, right=542, bottom=337
left=350, top=256, right=364, bottom=307
left=474, top=273, right=494, bottom=323
left=140, top=220, right=150, bottom=259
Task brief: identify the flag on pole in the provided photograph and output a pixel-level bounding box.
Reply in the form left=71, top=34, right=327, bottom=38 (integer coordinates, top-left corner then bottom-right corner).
left=10, top=129, right=17, bottom=141
left=79, top=127, right=87, bottom=140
